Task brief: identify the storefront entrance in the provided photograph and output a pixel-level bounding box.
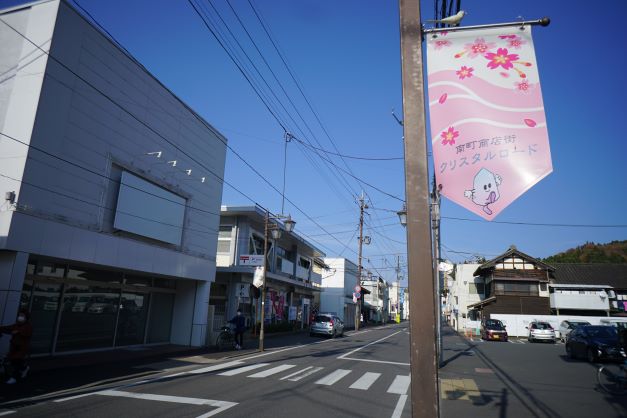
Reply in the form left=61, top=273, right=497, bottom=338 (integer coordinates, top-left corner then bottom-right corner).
left=21, top=259, right=176, bottom=355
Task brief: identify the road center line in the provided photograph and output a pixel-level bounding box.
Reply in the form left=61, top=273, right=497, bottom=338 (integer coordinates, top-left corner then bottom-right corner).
left=337, top=330, right=403, bottom=360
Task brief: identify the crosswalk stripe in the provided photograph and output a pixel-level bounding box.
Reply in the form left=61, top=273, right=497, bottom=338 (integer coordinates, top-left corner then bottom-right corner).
left=315, top=369, right=351, bottom=386
left=189, top=361, right=244, bottom=374
left=248, top=364, right=296, bottom=378
left=387, top=375, right=411, bottom=395
left=218, top=363, right=269, bottom=376
left=281, top=366, right=324, bottom=382
left=349, top=372, right=381, bottom=390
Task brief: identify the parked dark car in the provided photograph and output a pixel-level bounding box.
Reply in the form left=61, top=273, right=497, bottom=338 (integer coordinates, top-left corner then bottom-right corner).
left=481, top=319, right=508, bottom=342
left=565, top=325, right=626, bottom=362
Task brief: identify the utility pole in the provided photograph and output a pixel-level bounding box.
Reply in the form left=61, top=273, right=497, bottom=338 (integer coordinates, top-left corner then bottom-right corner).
left=432, top=177, right=443, bottom=366
left=396, top=255, right=402, bottom=322
left=399, top=0, right=439, bottom=416
left=355, top=193, right=367, bottom=331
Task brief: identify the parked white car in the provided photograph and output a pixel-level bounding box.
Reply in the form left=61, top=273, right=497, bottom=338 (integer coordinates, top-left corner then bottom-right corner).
left=558, top=320, right=590, bottom=342
left=527, top=321, right=556, bottom=343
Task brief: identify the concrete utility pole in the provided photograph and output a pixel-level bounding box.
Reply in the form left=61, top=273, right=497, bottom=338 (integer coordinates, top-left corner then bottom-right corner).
left=355, top=193, right=367, bottom=331
left=399, top=0, right=439, bottom=416
left=432, top=177, right=443, bottom=366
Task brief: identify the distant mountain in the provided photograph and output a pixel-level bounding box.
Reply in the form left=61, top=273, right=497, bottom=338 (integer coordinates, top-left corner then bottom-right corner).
left=542, top=240, right=627, bottom=264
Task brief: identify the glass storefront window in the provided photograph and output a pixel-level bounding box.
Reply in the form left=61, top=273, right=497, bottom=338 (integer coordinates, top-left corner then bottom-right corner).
left=124, top=275, right=151, bottom=288
left=56, top=284, right=120, bottom=352
left=115, top=292, right=150, bottom=346
left=67, top=266, right=123, bottom=284
left=30, top=282, right=62, bottom=354
left=152, top=277, right=177, bottom=290
left=36, top=262, right=65, bottom=278
left=20, top=280, right=33, bottom=312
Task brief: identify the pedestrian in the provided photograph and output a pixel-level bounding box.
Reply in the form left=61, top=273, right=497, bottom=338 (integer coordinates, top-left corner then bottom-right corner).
left=229, top=309, right=246, bottom=350
left=1, top=310, right=33, bottom=385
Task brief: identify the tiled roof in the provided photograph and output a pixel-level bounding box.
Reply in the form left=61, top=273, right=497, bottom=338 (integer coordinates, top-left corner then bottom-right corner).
left=551, top=263, right=627, bottom=288
left=474, top=246, right=554, bottom=275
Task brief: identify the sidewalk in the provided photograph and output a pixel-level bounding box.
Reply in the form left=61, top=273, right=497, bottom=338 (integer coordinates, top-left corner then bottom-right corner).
left=0, top=328, right=310, bottom=406
left=439, top=326, right=533, bottom=418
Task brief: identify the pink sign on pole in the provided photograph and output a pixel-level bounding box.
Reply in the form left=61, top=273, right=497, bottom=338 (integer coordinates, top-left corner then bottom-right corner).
left=426, top=27, right=552, bottom=220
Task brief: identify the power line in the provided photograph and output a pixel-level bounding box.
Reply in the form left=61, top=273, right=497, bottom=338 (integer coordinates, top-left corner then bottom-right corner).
left=0, top=172, right=218, bottom=237
left=246, top=0, right=366, bottom=196
left=0, top=15, right=359, bottom=259
left=442, top=216, right=627, bottom=228
left=197, top=0, right=359, bottom=203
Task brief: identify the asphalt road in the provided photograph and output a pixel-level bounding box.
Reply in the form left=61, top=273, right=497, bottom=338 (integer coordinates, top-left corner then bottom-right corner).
left=441, top=333, right=627, bottom=418
left=0, top=324, right=411, bottom=418
left=4, top=325, right=625, bottom=417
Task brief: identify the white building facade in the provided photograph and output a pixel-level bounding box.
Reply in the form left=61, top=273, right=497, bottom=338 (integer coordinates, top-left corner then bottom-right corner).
left=446, top=263, right=483, bottom=331
left=320, top=257, right=358, bottom=329
left=0, top=0, right=226, bottom=355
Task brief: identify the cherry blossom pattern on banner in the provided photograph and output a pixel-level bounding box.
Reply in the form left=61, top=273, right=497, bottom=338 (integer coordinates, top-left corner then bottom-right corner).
left=440, top=127, right=459, bottom=146
left=456, top=66, right=474, bottom=80
left=455, top=37, right=496, bottom=59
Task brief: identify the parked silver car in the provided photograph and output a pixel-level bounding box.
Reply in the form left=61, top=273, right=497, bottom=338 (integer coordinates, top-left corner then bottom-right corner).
left=310, top=314, right=344, bottom=338
left=558, top=320, right=590, bottom=342
left=527, top=321, right=556, bottom=343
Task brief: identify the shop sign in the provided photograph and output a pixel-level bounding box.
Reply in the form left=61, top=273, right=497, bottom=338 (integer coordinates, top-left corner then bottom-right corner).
left=240, top=254, right=264, bottom=266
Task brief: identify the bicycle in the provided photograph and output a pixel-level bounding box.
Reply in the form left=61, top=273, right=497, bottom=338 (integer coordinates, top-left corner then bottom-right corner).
left=597, top=362, right=627, bottom=395
left=215, top=325, right=236, bottom=351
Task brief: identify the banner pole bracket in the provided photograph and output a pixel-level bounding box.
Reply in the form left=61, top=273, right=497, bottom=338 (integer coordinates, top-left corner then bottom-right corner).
left=423, top=17, right=550, bottom=37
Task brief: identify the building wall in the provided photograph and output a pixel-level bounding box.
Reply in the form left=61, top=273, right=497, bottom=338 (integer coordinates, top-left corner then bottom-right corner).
left=321, top=258, right=357, bottom=324
left=448, top=264, right=482, bottom=330
left=1, top=1, right=226, bottom=279
left=0, top=1, right=226, bottom=349
left=483, top=295, right=550, bottom=317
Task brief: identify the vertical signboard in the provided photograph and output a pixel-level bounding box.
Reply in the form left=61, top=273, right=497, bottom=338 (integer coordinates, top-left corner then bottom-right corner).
left=426, top=27, right=552, bottom=219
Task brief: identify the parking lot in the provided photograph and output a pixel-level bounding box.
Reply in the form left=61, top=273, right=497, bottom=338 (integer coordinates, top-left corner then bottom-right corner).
left=440, top=327, right=627, bottom=418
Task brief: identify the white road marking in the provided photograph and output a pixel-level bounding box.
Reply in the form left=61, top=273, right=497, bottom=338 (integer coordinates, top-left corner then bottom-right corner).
left=349, top=372, right=381, bottom=390
left=218, top=363, right=269, bottom=376
left=0, top=411, right=16, bottom=416
left=337, top=330, right=404, bottom=362
left=54, top=392, right=97, bottom=403
left=391, top=394, right=408, bottom=418
left=98, top=390, right=237, bottom=417
left=315, top=369, right=351, bottom=386
left=189, top=361, right=245, bottom=374
left=247, top=364, right=296, bottom=378
left=387, top=375, right=411, bottom=395
left=280, top=366, right=324, bottom=382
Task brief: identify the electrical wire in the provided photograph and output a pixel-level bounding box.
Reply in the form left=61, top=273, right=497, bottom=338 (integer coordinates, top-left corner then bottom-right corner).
left=0, top=17, right=361, bottom=259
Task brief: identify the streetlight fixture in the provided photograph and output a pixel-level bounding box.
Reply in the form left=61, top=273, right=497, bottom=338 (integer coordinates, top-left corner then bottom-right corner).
left=259, top=211, right=296, bottom=351
left=397, top=204, right=407, bottom=227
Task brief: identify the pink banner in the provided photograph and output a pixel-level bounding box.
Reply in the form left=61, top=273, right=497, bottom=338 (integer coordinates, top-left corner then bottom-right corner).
left=426, top=27, right=552, bottom=220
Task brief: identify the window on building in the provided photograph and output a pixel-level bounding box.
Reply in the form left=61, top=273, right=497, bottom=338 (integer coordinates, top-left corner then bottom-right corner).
left=494, top=281, right=539, bottom=296
left=249, top=233, right=265, bottom=255
left=298, top=257, right=311, bottom=270
left=217, top=225, right=232, bottom=253
left=469, top=283, right=485, bottom=294
left=540, top=283, right=547, bottom=292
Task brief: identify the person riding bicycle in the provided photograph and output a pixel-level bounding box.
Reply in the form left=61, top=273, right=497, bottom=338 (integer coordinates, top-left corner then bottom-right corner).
left=1, top=309, right=33, bottom=385
left=228, top=309, right=246, bottom=350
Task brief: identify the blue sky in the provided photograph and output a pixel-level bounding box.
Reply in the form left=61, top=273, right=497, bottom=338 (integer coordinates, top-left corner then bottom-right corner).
left=6, top=0, right=626, bottom=284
